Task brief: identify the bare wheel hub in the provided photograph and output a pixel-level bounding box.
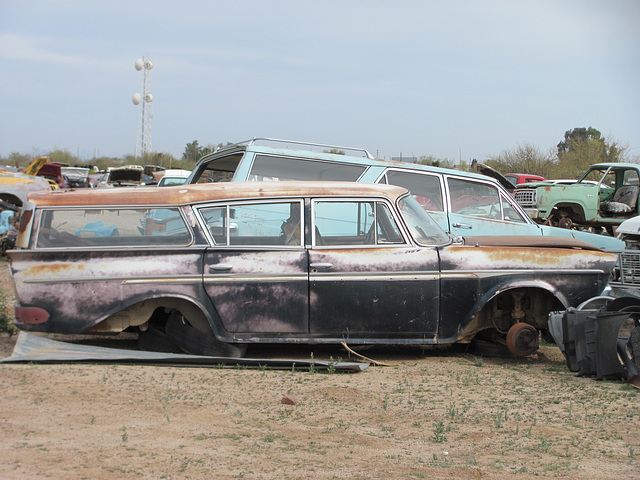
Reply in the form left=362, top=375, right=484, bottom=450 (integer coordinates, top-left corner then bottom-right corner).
left=506, top=322, right=539, bottom=357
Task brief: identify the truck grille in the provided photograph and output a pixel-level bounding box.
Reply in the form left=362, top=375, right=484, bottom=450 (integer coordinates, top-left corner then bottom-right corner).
left=621, top=251, right=640, bottom=286
left=514, top=189, right=536, bottom=207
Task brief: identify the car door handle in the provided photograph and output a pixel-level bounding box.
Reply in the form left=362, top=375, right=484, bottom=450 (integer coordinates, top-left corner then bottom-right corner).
left=452, top=223, right=472, bottom=229
left=209, top=264, right=233, bottom=272
left=310, top=263, right=333, bottom=270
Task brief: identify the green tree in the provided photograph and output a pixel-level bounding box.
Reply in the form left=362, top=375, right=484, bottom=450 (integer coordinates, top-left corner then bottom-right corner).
left=484, top=143, right=554, bottom=178
left=324, top=148, right=345, bottom=155
left=91, top=156, right=121, bottom=171
left=6, top=152, right=34, bottom=168
left=182, top=140, right=214, bottom=165
left=553, top=127, right=625, bottom=178
left=418, top=155, right=455, bottom=169
left=48, top=148, right=81, bottom=166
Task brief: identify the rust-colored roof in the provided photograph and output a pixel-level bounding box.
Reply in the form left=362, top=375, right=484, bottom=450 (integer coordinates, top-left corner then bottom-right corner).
left=27, top=181, right=409, bottom=207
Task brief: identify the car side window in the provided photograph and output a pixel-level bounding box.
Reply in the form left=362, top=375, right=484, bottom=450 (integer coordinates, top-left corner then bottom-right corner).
left=200, top=201, right=302, bottom=246
left=382, top=170, right=444, bottom=212
left=501, top=194, right=527, bottom=223
left=36, top=208, right=191, bottom=248
left=313, top=200, right=405, bottom=246
left=448, top=178, right=501, bottom=219
left=248, top=155, right=367, bottom=182
left=623, top=169, right=640, bottom=186
left=194, top=153, right=243, bottom=183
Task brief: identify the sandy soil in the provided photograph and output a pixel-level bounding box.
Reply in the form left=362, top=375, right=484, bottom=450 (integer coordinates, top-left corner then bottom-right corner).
left=1, top=257, right=639, bottom=479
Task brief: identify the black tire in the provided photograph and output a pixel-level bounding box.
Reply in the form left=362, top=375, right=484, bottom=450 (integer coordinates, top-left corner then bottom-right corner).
left=137, top=326, right=182, bottom=353
left=606, top=297, right=640, bottom=313
left=630, top=327, right=640, bottom=369
left=165, top=312, right=247, bottom=358
left=470, top=338, right=511, bottom=357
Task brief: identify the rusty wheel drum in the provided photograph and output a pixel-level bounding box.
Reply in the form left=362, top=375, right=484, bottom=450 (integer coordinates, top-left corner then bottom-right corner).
left=506, top=322, right=539, bottom=357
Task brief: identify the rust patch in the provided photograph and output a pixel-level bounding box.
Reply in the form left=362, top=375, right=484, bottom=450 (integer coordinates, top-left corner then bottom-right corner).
left=26, top=182, right=408, bottom=208
left=25, top=262, right=88, bottom=276
left=19, top=209, right=33, bottom=233
left=444, top=244, right=616, bottom=270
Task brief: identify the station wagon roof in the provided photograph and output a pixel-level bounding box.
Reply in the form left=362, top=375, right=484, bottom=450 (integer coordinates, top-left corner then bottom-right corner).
left=27, top=181, right=410, bottom=207
left=196, top=138, right=508, bottom=186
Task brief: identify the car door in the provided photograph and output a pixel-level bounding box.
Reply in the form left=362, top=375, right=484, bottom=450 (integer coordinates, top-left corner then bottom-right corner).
left=308, top=198, right=440, bottom=338
left=198, top=200, right=309, bottom=334
left=446, top=176, right=543, bottom=236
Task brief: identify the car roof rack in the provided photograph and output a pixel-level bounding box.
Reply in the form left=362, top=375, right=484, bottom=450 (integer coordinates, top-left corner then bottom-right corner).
left=215, top=137, right=375, bottom=159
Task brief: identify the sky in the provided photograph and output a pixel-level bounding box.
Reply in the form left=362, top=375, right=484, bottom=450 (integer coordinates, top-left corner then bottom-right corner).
left=0, top=0, right=639, bottom=164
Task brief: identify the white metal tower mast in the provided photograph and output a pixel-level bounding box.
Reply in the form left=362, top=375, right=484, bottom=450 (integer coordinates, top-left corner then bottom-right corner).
left=132, top=57, right=154, bottom=159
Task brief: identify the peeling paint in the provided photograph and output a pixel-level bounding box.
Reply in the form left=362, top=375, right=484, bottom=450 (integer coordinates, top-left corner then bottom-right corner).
left=8, top=182, right=619, bottom=352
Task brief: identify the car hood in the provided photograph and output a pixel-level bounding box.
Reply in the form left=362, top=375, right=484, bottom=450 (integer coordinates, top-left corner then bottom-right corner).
left=107, top=167, right=144, bottom=185
left=472, top=162, right=515, bottom=191
left=616, top=216, right=640, bottom=236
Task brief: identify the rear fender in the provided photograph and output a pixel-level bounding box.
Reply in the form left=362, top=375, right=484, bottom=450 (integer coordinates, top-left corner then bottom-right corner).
left=86, top=295, right=216, bottom=336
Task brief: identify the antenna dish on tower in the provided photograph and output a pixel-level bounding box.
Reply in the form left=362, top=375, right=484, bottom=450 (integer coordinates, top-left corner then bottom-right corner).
left=132, top=56, right=154, bottom=159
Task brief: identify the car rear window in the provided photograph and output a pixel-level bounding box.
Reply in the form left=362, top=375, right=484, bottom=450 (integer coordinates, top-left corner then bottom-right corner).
left=36, top=208, right=191, bottom=248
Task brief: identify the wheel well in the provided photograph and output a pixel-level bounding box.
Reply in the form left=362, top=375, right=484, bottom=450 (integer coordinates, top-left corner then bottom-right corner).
left=460, top=287, right=563, bottom=342
left=552, top=203, right=586, bottom=223
left=87, top=297, right=211, bottom=335
left=0, top=194, right=23, bottom=208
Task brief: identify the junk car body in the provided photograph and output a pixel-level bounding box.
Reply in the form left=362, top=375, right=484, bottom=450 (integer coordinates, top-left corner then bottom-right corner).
left=0, top=169, right=52, bottom=209
left=61, top=167, right=91, bottom=189
left=8, top=181, right=617, bottom=357
left=102, top=165, right=146, bottom=187
left=547, top=216, right=640, bottom=384
left=185, top=138, right=622, bottom=253
left=514, top=163, right=640, bottom=234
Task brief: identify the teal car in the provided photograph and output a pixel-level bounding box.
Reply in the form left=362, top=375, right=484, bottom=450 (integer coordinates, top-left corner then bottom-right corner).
left=187, top=138, right=623, bottom=252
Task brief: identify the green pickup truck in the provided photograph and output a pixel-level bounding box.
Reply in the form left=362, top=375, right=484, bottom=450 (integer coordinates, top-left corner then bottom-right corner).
left=514, top=163, right=640, bottom=234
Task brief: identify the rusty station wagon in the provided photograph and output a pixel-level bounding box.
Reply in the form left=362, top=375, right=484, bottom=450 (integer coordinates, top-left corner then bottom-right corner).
left=8, top=182, right=617, bottom=357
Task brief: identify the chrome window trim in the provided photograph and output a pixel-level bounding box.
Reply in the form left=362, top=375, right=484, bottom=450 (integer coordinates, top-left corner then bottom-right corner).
left=375, top=167, right=447, bottom=213
left=247, top=153, right=369, bottom=183
left=33, top=205, right=194, bottom=249
left=195, top=198, right=306, bottom=248
left=310, top=196, right=410, bottom=248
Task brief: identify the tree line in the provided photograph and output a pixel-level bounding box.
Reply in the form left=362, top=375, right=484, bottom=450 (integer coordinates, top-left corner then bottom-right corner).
left=478, top=127, right=636, bottom=179
left=2, top=127, right=637, bottom=180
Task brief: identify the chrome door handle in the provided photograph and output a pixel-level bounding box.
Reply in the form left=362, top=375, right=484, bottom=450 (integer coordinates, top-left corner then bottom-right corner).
left=209, top=264, right=233, bottom=272
left=452, top=223, right=472, bottom=229
left=310, top=263, right=333, bottom=270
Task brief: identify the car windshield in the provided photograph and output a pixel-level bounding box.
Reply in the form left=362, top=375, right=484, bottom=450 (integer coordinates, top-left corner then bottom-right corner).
left=398, top=195, right=450, bottom=245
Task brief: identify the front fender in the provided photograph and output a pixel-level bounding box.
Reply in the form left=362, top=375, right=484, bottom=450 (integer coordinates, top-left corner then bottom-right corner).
left=439, top=280, right=568, bottom=344
left=539, top=224, right=624, bottom=253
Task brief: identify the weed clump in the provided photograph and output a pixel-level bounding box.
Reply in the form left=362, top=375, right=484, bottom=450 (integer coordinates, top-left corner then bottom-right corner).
left=0, top=291, right=15, bottom=335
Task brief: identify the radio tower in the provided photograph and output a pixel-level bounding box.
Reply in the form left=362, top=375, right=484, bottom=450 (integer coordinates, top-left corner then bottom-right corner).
left=132, top=57, right=154, bottom=160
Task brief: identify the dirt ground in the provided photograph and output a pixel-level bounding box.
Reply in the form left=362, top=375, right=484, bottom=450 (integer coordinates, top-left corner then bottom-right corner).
left=1, top=257, right=639, bottom=480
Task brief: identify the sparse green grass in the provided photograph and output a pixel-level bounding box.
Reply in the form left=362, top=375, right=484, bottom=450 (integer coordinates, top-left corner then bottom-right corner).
left=0, top=290, right=15, bottom=334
